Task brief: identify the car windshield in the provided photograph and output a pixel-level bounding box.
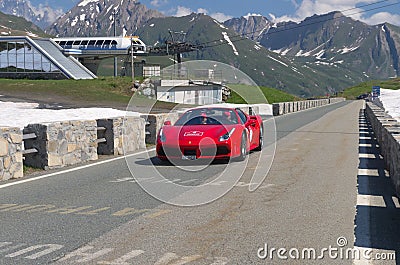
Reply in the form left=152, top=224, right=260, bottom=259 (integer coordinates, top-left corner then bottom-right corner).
left=175, top=108, right=238, bottom=126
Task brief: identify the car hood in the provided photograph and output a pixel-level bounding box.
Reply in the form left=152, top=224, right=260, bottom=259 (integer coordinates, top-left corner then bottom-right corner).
left=162, top=125, right=236, bottom=144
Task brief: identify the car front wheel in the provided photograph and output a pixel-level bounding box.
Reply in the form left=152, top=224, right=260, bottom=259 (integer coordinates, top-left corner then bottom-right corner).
left=237, top=133, right=247, bottom=161
left=255, top=125, right=263, bottom=151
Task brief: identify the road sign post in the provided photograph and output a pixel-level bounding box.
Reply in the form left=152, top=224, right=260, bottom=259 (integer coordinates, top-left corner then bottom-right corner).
left=372, top=86, right=380, bottom=99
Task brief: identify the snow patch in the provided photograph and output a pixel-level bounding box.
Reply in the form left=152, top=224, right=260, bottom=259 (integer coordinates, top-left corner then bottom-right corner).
left=214, top=20, right=227, bottom=29
left=339, top=46, right=359, bottom=54
left=243, top=13, right=262, bottom=20
left=380, top=89, right=400, bottom=122
left=222, top=32, right=239, bottom=56
left=26, top=32, right=38, bottom=38
left=106, top=5, right=114, bottom=14
left=268, top=55, right=288, bottom=67
left=71, top=16, right=79, bottom=27
left=80, top=14, right=86, bottom=21
left=315, top=49, right=325, bottom=60
left=280, top=48, right=291, bottom=56
left=78, top=0, right=99, bottom=7
left=0, top=101, right=139, bottom=129
left=149, top=24, right=155, bottom=27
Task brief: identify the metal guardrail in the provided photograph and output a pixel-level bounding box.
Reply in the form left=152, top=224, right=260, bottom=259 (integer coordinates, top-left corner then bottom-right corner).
left=96, top=126, right=107, bottom=144
left=22, top=133, right=38, bottom=155
left=145, top=121, right=151, bottom=135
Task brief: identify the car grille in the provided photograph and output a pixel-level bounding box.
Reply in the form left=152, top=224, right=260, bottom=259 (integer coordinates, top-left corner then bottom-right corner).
left=158, top=145, right=230, bottom=158
left=183, top=149, right=197, bottom=156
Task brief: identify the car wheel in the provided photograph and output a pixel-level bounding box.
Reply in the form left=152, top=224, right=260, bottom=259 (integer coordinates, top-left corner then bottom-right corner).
left=237, top=133, right=247, bottom=161
left=255, top=125, right=263, bottom=151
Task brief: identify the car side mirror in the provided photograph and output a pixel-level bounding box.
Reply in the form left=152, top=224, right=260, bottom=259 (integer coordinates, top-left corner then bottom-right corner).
left=164, top=121, right=172, bottom=126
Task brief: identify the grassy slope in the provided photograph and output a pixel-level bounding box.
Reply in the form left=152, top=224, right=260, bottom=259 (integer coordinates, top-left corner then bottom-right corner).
left=0, top=77, right=133, bottom=103
left=340, top=78, right=400, bottom=99
left=0, top=11, right=49, bottom=37
left=227, top=85, right=301, bottom=104
left=0, top=78, right=299, bottom=107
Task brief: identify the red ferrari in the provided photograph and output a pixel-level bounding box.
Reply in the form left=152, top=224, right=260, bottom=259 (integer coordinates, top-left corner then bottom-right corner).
left=156, top=107, right=263, bottom=161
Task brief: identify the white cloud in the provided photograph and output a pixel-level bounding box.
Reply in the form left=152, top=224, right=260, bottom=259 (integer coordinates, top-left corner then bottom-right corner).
left=26, top=1, right=64, bottom=23
left=175, top=6, right=193, bottom=17
left=272, top=0, right=400, bottom=26
left=150, top=0, right=168, bottom=7
left=210, top=12, right=233, bottom=22
left=362, top=11, right=400, bottom=25
left=173, top=6, right=232, bottom=22
left=197, top=8, right=208, bottom=14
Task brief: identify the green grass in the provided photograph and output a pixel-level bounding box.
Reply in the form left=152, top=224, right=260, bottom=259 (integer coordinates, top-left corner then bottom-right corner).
left=0, top=77, right=134, bottom=103
left=0, top=78, right=300, bottom=112
left=340, top=78, right=400, bottom=99
left=0, top=77, right=178, bottom=110
left=227, top=85, right=301, bottom=104
left=23, top=165, right=43, bottom=175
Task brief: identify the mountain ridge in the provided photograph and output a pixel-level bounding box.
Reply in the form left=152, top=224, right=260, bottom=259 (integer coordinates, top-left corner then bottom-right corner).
left=0, top=0, right=62, bottom=29
left=46, top=0, right=164, bottom=37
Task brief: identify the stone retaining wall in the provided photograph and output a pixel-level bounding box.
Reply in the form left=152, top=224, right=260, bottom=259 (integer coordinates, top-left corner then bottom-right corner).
left=272, top=98, right=346, bottom=116
left=97, top=116, right=146, bottom=155
left=365, top=102, right=400, bottom=196
left=0, top=127, right=23, bottom=181
left=141, top=113, right=180, bottom=144
left=23, top=120, right=98, bottom=170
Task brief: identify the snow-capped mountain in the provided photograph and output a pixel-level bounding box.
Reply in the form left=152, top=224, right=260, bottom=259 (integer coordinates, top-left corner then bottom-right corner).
left=0, top=0, right=63, bottom=29
left=0, top=10, right=47, bottom=37
left=224, top=14, right=272, bottom=42
left=226, top=11, right=400, bottom=80
left=46, top=0, right=164, bottom=37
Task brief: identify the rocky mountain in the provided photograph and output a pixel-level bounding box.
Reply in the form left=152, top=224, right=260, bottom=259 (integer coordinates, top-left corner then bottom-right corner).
left=136, top=13, right=367, bottom=97
left=4, top=0, right=398, bottom=97
left=226, top=11, right=400, bottom=81
left=0, top=0, right=62, bottom=29
left=46, top=0, right=164, bottom=37
left=224, top=14, right=272, bottom=42
left=0, top=10, right=47, bottom=37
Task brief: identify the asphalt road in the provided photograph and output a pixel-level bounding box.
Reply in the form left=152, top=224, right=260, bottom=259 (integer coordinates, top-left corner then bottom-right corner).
left=1, top=100, right=393, bottom=265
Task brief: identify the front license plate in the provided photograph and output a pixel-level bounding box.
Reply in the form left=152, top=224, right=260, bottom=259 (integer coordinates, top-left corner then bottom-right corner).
left=182, top=155, right=197, bottom=160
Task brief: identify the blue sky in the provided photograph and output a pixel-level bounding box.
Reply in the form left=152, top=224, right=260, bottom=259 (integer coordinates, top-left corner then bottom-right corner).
left=30, top=0, right=400, bottom=25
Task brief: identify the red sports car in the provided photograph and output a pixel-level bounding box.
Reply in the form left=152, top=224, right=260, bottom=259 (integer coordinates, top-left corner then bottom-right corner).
left=156, top=107, right=263, bottom=161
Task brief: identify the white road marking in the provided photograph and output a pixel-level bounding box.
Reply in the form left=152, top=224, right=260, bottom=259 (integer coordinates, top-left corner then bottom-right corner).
left=359, top=143, right=373, bottom=147
left=358, top=169, right=381, bottom=177
left=0, top=243, right=26, bottom=253
left=352, top=246, right=372, bottom=265
left=97, top=250, right=144, bottom=265
left=154, top=253, right=179, bottom=265
left=57, top=246, right=114, bottom=263
left=4, top=244, right=63, bottom=259
left=358, top=153, right=378, bottom=159
left=0, top=242, right=228, bottom=264
left=357, top=195, right=386, bottom=207
left=0, top=148, right=155, bottom=190
left=392, top=196, right=400, bottom=208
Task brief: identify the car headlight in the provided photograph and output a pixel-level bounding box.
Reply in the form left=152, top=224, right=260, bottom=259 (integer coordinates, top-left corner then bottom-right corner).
left=219, top=128, right=236, bottom=142
left=159, top=128, right=166, bottom=143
